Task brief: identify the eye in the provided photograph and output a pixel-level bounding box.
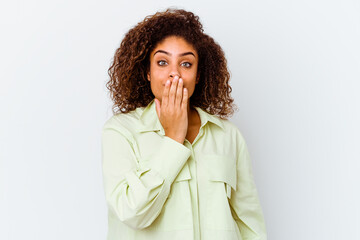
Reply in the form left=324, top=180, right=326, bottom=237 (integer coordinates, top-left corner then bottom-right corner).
left=157, top=60, right=167, bottom=66
left=181, top=62, right=192, bottom=68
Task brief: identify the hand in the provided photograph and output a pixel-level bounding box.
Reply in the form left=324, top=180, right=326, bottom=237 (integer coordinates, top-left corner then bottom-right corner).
left=154, top=76, right=189, bottom=144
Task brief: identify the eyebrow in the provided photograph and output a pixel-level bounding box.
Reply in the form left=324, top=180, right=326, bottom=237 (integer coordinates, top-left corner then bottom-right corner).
left=153, top=50, right=196, bottom=58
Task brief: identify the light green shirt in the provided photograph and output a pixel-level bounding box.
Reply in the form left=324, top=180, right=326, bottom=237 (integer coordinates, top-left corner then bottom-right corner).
left=101, top=98, right=267, bottom=240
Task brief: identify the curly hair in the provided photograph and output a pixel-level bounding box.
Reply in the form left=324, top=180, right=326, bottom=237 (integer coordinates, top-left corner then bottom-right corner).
left=106, top=8, right=237, bottom=119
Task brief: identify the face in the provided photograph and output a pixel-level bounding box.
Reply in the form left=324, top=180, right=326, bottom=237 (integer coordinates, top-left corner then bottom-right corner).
left=147, top=36, right=199, bottom=103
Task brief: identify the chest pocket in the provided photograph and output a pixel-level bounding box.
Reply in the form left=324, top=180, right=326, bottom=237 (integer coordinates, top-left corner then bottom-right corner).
left=174, top=162, right=192, bottom=182
left=149, top=162, right=193, bottom=231
left=205, top=155, right=237, bottom=199
left=169, top=162, right=191, bottom=198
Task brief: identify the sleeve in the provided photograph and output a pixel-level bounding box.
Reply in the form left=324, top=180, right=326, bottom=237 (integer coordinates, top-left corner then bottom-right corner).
left=101, top=123, right=191, bottom=230
left=229, top=130, right=267, bottom=240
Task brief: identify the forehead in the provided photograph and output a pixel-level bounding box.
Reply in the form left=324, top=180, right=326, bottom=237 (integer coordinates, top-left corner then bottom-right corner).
left=151, top=36, right=197, bottom=55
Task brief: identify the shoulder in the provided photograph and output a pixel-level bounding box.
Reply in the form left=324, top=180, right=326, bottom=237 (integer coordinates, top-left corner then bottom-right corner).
left=220, top=118, right=238, bottom=132
left=216, top=117, right=248, bottom=146
left=214, top=116, right=239, bottom=135
left=102, top=107, right=144, bottom=133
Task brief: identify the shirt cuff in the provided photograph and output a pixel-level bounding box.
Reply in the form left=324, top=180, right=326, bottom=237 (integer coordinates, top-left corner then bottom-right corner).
left=142, top=135, right=191, bottom=186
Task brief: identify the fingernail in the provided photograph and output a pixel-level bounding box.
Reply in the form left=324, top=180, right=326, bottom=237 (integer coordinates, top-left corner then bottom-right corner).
left=179, top=78, right=183, bottom=83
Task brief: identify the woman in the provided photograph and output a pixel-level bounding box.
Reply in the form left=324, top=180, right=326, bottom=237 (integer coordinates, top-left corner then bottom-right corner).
left=102, top=8, right=267, bottom=240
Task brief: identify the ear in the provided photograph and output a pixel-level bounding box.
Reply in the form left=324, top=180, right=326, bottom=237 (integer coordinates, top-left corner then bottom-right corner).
left=147, top=71, right=150, bottom=81
left=196, top=72, right=200, bottom=84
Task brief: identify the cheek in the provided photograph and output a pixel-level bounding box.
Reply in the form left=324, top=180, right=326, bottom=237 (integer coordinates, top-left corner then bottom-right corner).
left=150, top=68, right=168, bottom=81
left=183, top=69, right=198, bottom=82
left=183, top=80, right=196, bottom=90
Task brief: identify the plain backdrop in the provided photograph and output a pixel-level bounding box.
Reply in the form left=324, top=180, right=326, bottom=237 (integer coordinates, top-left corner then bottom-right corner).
left=1, top=0, right=359, bottom=239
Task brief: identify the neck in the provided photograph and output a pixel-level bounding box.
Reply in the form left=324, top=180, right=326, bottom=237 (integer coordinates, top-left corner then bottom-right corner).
left=187, top=102, right=200, bottom=126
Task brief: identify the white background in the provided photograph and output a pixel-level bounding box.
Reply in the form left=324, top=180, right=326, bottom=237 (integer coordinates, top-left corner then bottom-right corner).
left=1, top=0, right=359, bottom=239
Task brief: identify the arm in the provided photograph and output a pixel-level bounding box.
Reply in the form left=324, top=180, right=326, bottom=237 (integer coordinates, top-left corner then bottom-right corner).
left=229, top=130, right=267, bottom=240
left=101, top=124, right=191, bottom=230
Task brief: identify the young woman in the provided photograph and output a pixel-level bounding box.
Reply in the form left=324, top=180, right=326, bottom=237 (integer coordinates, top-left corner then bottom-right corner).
left=102, top=8, right=267, bottom=240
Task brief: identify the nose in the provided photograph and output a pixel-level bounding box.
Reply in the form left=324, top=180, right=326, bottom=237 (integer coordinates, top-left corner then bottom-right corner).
left=169, top=65, right=180, bottom=79
left=169, top=74, right=179, bottom=78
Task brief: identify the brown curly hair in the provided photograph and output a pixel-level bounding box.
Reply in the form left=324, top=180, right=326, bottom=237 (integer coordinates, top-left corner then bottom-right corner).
left=106, top=8, right=237, bottom=119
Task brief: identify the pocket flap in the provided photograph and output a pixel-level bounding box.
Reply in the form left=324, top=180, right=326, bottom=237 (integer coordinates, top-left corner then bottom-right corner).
left=206, top=155, right=237, bottom=192
left=174, top=162, right=192, bottom=182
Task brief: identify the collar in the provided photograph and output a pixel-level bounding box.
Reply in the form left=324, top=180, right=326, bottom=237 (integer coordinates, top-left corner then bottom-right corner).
left=135, top=98, right=224, bottom=135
